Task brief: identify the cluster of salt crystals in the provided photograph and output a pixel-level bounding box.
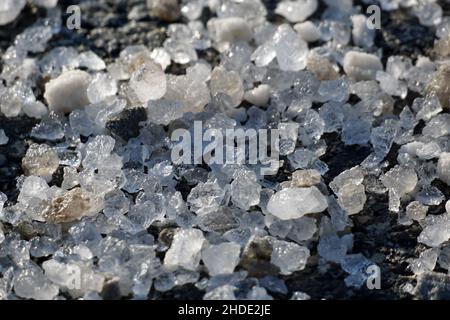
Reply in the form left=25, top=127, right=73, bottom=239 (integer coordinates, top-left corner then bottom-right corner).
left=1, top=0, right=450, bottom=301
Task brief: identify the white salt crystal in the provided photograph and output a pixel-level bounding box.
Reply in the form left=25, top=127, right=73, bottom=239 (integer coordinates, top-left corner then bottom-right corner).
left=202, top=243, right=241, bottom=276
left=207, top=17, right=253, bottom=50
left=244, top=84, right=271, bottom=106
left=164, top=228, right=205, bottom=271
left=210, top=66, right=244, bottom=107
left=78, top=51, right=106, bottom=71
left=0, top=0, right=26, bottom=26
left=410, top=248, right=439, bottom=275
left=273, top=24, right=309, bottom=72
left=343, top=51, right=383, bottom=81
left=14, top=266, right=59, bottom=300
left=275, top=0, right=318, bottom=23
left=351, top=14, right=375, bottom=48
left=129, top=61, right=167, bottom=103
left=438, top=152, right=450, bottom=186
left=267, top=186, right=328, bottom=220
left=87, top=73, right=117, bottom=104
left=44, top=70, right=91, bottom=114
left=150, top=48, right=171, bottom=71
left=22, top=101, right=48, bottom=119
left=418, top=214, right=450, bottom=247
left=294, top=21, right=320, bottom=43
left=43, top=259, right=82, bottom=290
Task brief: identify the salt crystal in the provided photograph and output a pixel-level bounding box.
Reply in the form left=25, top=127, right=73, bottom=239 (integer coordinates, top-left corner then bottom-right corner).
left=147, top=0, right=181, bottom=22
left=376, top=71, right=407, bottom=98
left=410, top=248, right=439, bottom=275
left=87, top=73, right=117, bottom=104
left=164, top=228, right=205, bottom=271
left=207, top=17, right=253, bottom=51
left=187, top=179, right=226, bottom=215
left=23, top=101, right=48, bottom=119
left=78, top=51, right=106, bottom=71
left=381, top=165, right=418, bottom=198
left=270, top=239, right=310, bottom=275
left=13, top=265, right=59, bottom=300
left=413, top=95, right=442, bottom=122
left=0, top=0, right=26, bottom=26
left=210, top=66, right=244, bottom=108
left=0, top=130, right=8, bottom=145
left=418, top=214, right=450, bottom=247
left=343, top=51, right=383, bottom=81
left=406, top=201, right=428, bottom=222
left=230, top=170, right=261, bottom=210
left=202, top=242, right=241, bottom=276
left=22, top=144, right=60, bottom=182
left=273, top=24, right=309, bottom=72
left=32, top=0, right=59, bottom=8
left=44, top=70, right=91, bottom=114
left=147, top=99, right=184, bottom=125
left=267, top=186, right=328, bottom=220
left=351, top=15, right=375, bottom=48
left=244, top=84, right=271, bottom=106
left=42, top=259, right=82, bottom=290
left=438, top=153, right=450, bottom=186
left=275, top=0, right=318, bottom=23
left=129, top=62, right=167, bottom=103
left=294, top=21, right=320, bottom=43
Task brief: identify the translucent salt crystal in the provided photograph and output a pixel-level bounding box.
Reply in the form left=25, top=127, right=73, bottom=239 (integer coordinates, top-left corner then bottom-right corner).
left=147, top=99, right=184, bottom=125
left=210, top=66, right=244, bottom=108
left=164, top=228, right=205, bottom=271
left=270, top=239, right=310, bottom=275
left=187, top=179, right=226, bottom=215
left=410, top=248, right=439, bottom=275
left=23, top=101, right=48, bottom=119
left=351, top=14, right=375, bottom=48
left=32, top=0, right=59, bottom=8
left=14, top=265, right=59, bottom=300
left=207, top=17, right=252, bottom=51
left=341, top=105, right=372, bottom=145
left=438, top=153, right=450, bottom=186
left=418, top=214, right=450, bottom=247
left=78, top=51, right=106, bottom=71
left=42, top=259, right=82, bottom=290
left=343, top=51, right=383, bottom=81
left=202, top=243, right=241, bottom=276
left=1, top=82, right=35, bottom=117
left=42, top=188, right=98, bottom=224
left=413, top=95, right=442, bottom=122
left=0, top=0, right=26, bottom=25
left=129, top=61, right=167, bottom=103
left=165, top=74, right=210, bottom=113
left=386, top=56, right=413, bottom=80
left=336, top=184, right=366, bottom=215
left=244, top=84, right=271, bottom=106
left=273, top=24, right=309, bottom=71
left=230, top=170, right=261, bottom=210
left=330, top=166, right=364, bottom=194
left=251, top=42, right=276, bottom=67
left=422, top=114, right=450, bottom=138
left=294, top=21, right=320, bottom=43
left=341, top=254, right=374, bottom=288
left=216, top=0, right=267, bottom=27
left=406, top=201, right=428, bottom=222
left=319, top=101, right=344, bottom=133
left=150, top=48, right=171, bottom=71
left=381, top=165, right=418, bottom=198
left=86, top=98, right=126, bottom=128
left=416, top=186, right=444, bottom=206
left=267, top=186, right=328, bottom=220
left=438, top=244, right=450, bottom=270
left=44, top=70, right=91, bottom=114
left=247, top=286, right=273, bottom=300
left=86, top=73, right=117, bottom=104
left=317, top=79, right=349, bottom=102
left=370, top=119, right=398, bottom=157
left=278, top=122, right=300, bottom=156
left=164, top=38, right=198, bottom=64
left=0, top=130, right=8, bottom=145
left=376, top=71, right=407, bottom=98
left=22, top=144, right=59, bottom=182
left=15, top=25, right=53, bottom=54
left=412, top=0, right=442, bottom=26
left=317, top=217, right=348, bottom=263
left=297, top=109, right=325, bottom=146
left=275, top=0, right=318, bottom=23
left=181, top=0, right=205, bottom=20
left=204, top=285, right=237, bottom=300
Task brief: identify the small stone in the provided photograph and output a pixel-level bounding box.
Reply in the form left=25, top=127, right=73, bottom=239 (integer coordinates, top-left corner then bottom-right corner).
left=129, top=62, right=167, bottom=103
left=164, top=228, right=205, bottom=271
left=42, top=188, right=98, bottom=224
left=147, top=0, right=181, bottom=22
left=267, top=187, right=328, bottom=220
left=44, top=70, right=91, bottom=114
left=275, top=0, right=318, bottom=23
left=343, top=51, right=383, bottom=81
left=22, top=144, right=59, bottom=181
left=202, top=243, right=241, bottom=276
